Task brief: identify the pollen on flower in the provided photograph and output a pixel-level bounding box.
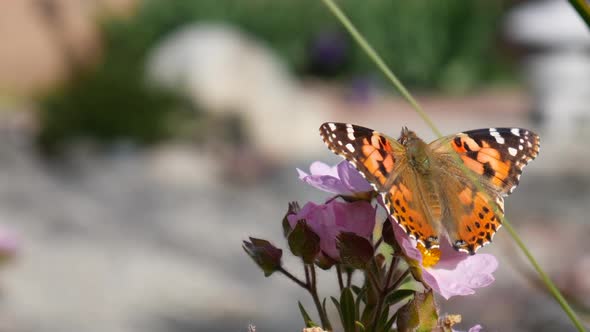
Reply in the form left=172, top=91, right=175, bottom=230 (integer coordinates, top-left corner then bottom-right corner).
left=417, top=242, right=441, bottom=268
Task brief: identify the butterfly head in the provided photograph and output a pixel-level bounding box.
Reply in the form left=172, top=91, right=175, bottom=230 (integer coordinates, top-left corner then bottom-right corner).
left=399, top=127, right=431, bottom=174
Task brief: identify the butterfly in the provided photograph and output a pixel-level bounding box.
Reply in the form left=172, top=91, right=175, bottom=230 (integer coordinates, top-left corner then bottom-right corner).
left=320, top=123, right=540, bottom=254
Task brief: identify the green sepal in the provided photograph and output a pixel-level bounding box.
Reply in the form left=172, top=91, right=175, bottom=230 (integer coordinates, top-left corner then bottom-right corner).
left=298, top=301, right=318, bottom=328
left=396, top=290, right=439, bottom=332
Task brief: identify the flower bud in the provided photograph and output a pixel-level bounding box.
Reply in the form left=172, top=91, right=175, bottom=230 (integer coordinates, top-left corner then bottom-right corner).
left=243, top=237, right=283, bottom=277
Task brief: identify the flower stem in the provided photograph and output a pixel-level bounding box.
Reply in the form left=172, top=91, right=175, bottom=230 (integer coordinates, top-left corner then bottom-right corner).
left=387, top=269, right=410, bottom=295
left=336, top=264, right=345, bottom=291
left=502, top=221, right=587, bottom=332
left=366, top=268, right=382, bottom=294
left=369, top=259, right=396, bottom=331
left=346, top=269, right=353, bottom=288
left=309, top=264, right=332, bottom=330
left=320, top=0, right=587, bottom=331
left=320, top=0, right=442, bottom=138
left=279, top=266, right=308, bottom=289
left=281, top=265, right=332, bottom=329
left=569, top=0, right=590, bottom=29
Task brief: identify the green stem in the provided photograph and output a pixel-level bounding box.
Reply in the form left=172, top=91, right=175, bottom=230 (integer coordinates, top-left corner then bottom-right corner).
left=346, top=268, right=353, bottom=288
left=373, top=261, right=395, bottom=326
left=279, top=266, right=308, bottom=289
left=320, top=0, right=442, bottom=138
left=336, top=264, right=345, bottom=291
left=502, top=220, right=587, bottom=332
left=320, top=0, right=587, bottom=331
left=309, top=264, right=331, bottom=330
left=569, top=0, right=590, bottom=29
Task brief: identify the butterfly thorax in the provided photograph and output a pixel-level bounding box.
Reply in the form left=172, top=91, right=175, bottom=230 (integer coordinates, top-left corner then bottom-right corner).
left=400, top=129, right=432, bottom=175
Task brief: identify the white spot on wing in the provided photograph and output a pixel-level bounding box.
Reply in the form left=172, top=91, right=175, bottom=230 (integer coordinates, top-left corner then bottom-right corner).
left=508, top=147, right=517, bottom=156
left=490, top=131, right=505, bottom=144
left=328, top=123, right=336, bottom=130
left=345, top=143, right=355, bottom=152
left=347, top=132, right=355, bottom=140
left=511, top=128, right=521, bottom=136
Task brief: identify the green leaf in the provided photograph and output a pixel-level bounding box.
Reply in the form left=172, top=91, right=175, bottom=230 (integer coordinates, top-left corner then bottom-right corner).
left=338, top=232, right=375, bottom=269
left=354, top=287, right=367, bottom=321
left=298, top=301, right=318, bottom=328
left=385, top=289, right=414, bottom=306
left=381, top=312, right=398, bottom=332
left=351, top=285, right=363, bottom=296
left=396, top=291, right=438, bottom=332
left=288, top=221, right=320, bottom=264
left=355, top=320, right=366, bottom=331
left=331, top=296, right=342, bottom=317
left=340, top=287, right=356, bottom=332
left=322, top=297, right=332, bottom=329
left=375, top=306, right=391, bottom=332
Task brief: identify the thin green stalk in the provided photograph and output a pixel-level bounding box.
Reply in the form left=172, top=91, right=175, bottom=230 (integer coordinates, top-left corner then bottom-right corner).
left=336, top=264, right=345, bottom=291
left=320, top=0, right=442, bottom=138
left=309, top=264, right=331, bottom=330
left=320, top=0, right=587, bottom=331
left=502, top=221, right=586, bottom=332
left=569, top=0, right=590, bottom=29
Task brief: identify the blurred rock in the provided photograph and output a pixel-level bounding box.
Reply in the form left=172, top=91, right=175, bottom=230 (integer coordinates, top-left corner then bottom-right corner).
left=146, top=23, right=328, bottom=162
left=505, top=0, right=590, bottom=48
left=0, top=0, right=139, bottom=97
left=505, top=0, right=590, bottom=142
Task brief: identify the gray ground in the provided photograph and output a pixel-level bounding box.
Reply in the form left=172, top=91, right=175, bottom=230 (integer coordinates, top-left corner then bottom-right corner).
left=0, top=103, right=588, bottom=332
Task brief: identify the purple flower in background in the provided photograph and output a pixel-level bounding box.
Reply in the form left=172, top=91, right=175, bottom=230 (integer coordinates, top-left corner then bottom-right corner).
left=391, top=219, right=498, bottom=300
left=469, top=325, right=483, bottom=332
left=456, top=325, right=483, bottom=332
left=287, top=200, right=376, bottom=260
left=0, top=226, right=18, bottom=260
left=297, top=161, right=372, bottom=197
left=307, top=30, right=349, bottom=77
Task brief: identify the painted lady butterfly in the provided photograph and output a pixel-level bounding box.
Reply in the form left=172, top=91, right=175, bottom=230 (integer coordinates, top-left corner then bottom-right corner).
left=320, top=123, right=540, bottom=254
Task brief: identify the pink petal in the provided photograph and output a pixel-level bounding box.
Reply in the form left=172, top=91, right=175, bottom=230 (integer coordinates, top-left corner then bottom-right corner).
left=297, top=166, right=353, bottom=196
left=287, top=201, right=376, bottom=261
left=309, top=161, right=339, bottom=177
left=296, top=161, right=372, bottom=196
left=385, top=211, right=498, bottom=300
left=336, top=161, right=372, bottom=193
left=425, top=252, right=498, bottom=299
left=333, top=201, right=376, bottom=238
left=390, top=217, right=423, bottom=262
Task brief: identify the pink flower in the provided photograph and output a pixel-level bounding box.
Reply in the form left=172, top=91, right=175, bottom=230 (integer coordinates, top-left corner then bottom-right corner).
left=391, top=219, right=498, bottom=300
left=297, top=161, right=372, bottom=197
left=287, top=200, right=376, bottom=260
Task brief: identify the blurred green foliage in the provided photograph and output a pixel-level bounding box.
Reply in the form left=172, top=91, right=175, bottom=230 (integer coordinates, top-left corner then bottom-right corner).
left=38, top=0, right=511, bottom=152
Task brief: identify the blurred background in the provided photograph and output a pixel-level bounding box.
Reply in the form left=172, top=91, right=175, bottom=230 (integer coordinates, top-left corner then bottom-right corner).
left=0, top=0, right=589, bottom=331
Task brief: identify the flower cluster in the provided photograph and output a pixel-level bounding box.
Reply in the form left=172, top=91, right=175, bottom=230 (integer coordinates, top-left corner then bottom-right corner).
left=244, top=160, right=497, bottom=331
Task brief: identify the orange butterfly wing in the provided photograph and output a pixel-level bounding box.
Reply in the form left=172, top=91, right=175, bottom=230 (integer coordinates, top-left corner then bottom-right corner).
left=430, top=128, right=540, bottom=253
left=319, top=123, right=402, bottom=191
